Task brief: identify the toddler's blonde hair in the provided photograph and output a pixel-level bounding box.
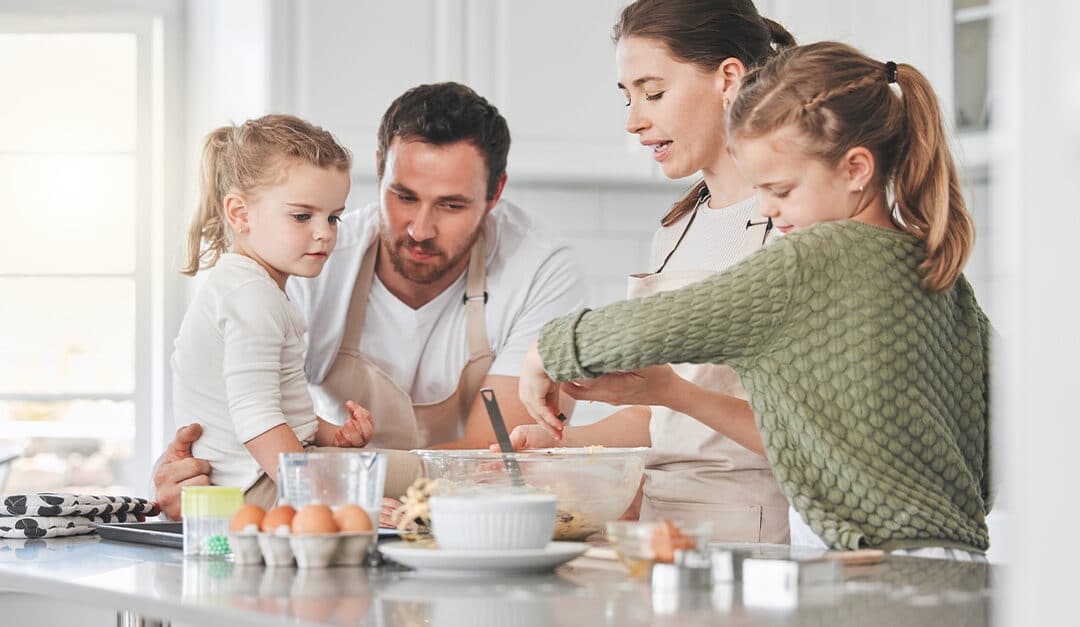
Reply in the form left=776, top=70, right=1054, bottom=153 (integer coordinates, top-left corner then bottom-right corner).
left=182, top=114, right=352, bottom=276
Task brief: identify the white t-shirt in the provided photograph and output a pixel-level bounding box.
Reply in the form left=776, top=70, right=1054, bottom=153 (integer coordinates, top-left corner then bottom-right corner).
left=648, top=195, right=761, bottom=273
left=288, top=200, right=586, bottom=422
left=172, top=254, right=319, bottom=491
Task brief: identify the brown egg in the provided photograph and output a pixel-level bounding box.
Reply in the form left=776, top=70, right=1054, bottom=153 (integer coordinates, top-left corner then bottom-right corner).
left=292, top=504, right=339, bottom=534
left=261, top=504, right=296, bottom=533
left=333, top=504, right=374, bottom=533
left=229, top=504, right=266, bottom=532
left=651, top=519, right=695, bottom=564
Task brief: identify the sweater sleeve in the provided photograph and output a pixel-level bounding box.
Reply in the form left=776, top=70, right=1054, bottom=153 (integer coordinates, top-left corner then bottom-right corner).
left=539, top=236, right=798, bottom=381
left=219, top=280, right=291, bottom=443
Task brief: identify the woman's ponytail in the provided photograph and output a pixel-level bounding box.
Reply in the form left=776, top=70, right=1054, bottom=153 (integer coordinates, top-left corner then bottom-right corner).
left=891, top=64, right=974, bottom=293
left=181, top=127, right=233, bottom=276
left=762, top=17, right=796, bottom=51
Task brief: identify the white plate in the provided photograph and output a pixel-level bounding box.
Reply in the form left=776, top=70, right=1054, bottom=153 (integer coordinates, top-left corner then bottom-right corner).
left=379, top=541, right=586, bottom=576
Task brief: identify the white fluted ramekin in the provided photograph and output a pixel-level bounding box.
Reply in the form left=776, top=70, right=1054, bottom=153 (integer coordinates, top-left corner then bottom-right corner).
left=429, top=493, right=557, bottom=551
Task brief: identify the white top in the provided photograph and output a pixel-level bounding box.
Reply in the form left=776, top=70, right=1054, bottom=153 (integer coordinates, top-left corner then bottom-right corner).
left=643, top=194, right=775, bottom=476
left=648, top=195, right=760, bottom=272
left=288, top=200, right=586, bottom=420
left=172, top=254, right=319, bottom=491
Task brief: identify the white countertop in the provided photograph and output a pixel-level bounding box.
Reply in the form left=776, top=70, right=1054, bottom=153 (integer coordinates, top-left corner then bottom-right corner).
left=0, top=535, right=992, bottom=627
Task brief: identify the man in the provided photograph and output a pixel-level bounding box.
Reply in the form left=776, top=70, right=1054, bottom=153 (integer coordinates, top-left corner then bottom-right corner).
left=154, top=82, right=585, bottom=519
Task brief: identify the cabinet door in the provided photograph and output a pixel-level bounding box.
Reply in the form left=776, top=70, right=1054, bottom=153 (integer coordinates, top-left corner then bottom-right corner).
left=762, top=0, right=953, bottom=118
left=272, top=0, right=461, bottom=177
left=273, top=0, right=655, bottom=183
left=467, top=0, right=653, bottom=182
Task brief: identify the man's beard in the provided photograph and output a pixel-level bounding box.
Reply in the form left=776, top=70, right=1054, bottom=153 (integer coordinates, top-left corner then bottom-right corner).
left=381, top=225, right=482, bottom=285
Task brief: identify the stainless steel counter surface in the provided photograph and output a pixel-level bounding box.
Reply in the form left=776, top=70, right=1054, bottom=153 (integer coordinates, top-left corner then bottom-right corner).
left=0, top=535, right=992, bottom=627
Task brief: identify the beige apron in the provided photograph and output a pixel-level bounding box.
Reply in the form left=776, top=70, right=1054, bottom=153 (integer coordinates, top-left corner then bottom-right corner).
left=630, top=203, right=790, bottom=543
left=245, top=236, right=495, bottom=508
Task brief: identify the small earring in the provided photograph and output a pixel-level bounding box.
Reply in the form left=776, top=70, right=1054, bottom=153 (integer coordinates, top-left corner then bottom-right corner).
left=858, top=185, right=865, bottom=193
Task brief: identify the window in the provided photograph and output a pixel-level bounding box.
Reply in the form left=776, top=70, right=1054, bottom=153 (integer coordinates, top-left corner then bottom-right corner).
left=0, top=10, right=174, bottom=496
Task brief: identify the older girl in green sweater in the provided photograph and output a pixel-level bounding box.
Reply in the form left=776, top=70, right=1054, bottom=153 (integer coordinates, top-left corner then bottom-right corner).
left=520, top=42, right=991, bottom=555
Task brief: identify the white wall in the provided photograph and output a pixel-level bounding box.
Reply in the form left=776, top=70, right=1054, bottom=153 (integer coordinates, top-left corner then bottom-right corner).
left=994, top=0, right=1080, bottom=624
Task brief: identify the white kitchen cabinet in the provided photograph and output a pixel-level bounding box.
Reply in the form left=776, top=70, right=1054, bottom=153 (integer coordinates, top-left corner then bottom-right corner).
left=269, top=0, right=654, bottom=183
left=465, top=0, right=653, bottom=183
left=269, top=1, right=965, bottom=183
left=761, top=0, right=955, bottom=121
left=270, top=0, right=453, bottom=177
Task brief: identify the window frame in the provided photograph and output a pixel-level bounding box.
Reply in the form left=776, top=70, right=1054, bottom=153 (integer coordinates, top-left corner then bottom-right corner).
left=0, top=2, right=184, bottom=493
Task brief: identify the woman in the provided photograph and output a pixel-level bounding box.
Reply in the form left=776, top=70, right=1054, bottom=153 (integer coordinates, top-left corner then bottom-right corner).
left=507, top=0, right=795, bottom=543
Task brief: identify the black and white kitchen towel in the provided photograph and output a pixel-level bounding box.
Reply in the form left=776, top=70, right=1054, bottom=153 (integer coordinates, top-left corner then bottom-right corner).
left=0, top=494, right=161, bottom=539
left=3, top=493, right=160, bottom=518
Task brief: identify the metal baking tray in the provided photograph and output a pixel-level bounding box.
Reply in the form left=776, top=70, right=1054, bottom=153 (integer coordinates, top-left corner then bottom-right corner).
left=93, top=521, right=183, bottom=549
left=93, top=520, right=404, bottom=549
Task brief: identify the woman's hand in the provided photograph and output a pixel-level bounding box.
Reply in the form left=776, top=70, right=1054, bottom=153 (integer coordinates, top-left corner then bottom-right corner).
left=488, top=424, right=563, bottom=452
left=518, top=342, right=565, bottom=440
left=332, top=401, right=375, bottom=448
left=564, top=365, right=679, bottom=407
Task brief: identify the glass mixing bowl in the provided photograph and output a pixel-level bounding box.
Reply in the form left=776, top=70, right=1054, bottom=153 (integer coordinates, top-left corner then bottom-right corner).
left=412, top=447, right=649, bottom=541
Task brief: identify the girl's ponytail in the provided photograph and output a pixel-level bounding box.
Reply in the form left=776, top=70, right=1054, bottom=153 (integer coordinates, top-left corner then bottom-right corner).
left=181, top=127, right=233, bottom=276
left=892, top=64, right=974, bottom=293
left=728, top=42, right=974, bottom=294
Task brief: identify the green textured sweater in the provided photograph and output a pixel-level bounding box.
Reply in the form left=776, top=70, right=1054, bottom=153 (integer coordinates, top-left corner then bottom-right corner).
left=540, top=220, right=991, bottom=552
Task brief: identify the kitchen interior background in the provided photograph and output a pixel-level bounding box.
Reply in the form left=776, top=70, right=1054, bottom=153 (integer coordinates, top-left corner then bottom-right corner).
left=5, top=3, right=1079, bottom=619
left=0, top=0, right=994, bottom=498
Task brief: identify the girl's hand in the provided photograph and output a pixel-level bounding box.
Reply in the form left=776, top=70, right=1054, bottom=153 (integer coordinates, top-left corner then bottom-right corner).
left=332, top=400, right=375, bottom=448
left=564, top=365, right=678, bottom=407
left=518, top=342, right=564, bottom=440
left=487, top=424, right=563, bottom=452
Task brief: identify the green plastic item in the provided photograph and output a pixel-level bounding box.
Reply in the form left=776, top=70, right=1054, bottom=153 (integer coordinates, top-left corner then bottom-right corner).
left=181, top=486, right=243, bottom=519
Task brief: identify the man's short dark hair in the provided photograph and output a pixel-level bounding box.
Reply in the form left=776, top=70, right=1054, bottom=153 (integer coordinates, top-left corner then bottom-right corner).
left=376, top=82, right=511, bottom=200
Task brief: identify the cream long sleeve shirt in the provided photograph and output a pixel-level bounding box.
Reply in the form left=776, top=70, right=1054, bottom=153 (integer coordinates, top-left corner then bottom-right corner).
left=172, top=253, right=318, bottom=491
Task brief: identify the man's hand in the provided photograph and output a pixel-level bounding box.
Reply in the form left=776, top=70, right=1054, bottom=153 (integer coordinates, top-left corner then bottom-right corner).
left=153, top=424, right=211, bottom=520
left=332, top=401, right=376, bottom=448
left=379, top=497, right=403, bottom=529
left=563, top=365, right=678, bottom=407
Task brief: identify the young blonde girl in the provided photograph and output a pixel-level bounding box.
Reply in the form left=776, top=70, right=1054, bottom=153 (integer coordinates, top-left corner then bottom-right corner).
left=520, top=42, right=991, bottom=556
left=173, top=114, right=373, bottom=495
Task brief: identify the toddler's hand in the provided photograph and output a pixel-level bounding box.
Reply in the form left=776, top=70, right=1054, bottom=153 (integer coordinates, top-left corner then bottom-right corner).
left=332, top=400, right=375, bottom=448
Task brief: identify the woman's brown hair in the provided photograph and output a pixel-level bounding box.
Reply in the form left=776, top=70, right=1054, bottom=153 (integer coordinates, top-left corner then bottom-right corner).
left=727, top=41, right=974, bottom=293
left=612, top=0, right=795, bottom=226
left=182, top=114, right=352, bottom=276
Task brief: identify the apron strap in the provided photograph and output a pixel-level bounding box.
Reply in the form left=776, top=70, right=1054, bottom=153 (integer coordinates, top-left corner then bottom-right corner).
left=339, top=240, right=379, bottom=356
left=655, top=204, right=700, bottom=274
left=463, top=232, right=490, bottom=359
left=739, top=211, right=774, bottom=258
